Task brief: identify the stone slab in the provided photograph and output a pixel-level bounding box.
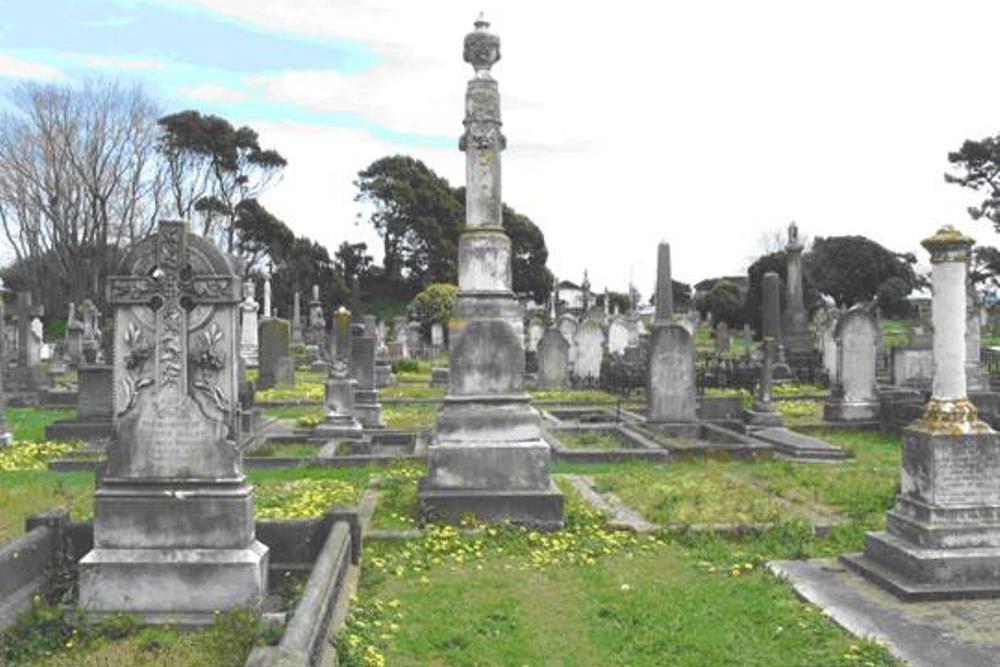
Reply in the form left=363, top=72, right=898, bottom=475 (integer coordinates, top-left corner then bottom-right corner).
left=749, top=427, right=847, bottom=461
left=418, top=478, right=564, bottom=530
left=770, top=558, right=1000, bottom=667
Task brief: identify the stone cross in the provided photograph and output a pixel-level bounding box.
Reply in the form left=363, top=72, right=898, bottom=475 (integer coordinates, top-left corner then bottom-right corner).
left=654, top=242, right=673, bottom=324
left=107, top=221, right=239, bottom=413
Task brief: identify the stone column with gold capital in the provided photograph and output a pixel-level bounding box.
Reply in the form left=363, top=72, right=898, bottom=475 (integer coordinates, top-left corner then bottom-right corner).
left=418, top=16, right=564, bottom=528
left=843, top=225, right=1000, bottom=600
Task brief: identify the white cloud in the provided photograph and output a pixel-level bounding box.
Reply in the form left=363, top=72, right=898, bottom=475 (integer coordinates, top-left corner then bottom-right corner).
left=178, top=83, right=249, bottom=103
left=171, top=0, right=999, bottom=296
left=82, top=54, right=166, bottom=70
left=0, top=54, right=62, bottom=81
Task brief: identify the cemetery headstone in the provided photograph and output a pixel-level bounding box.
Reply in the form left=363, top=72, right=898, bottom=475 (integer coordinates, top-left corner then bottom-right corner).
left=574, top=318, right=605, bottom=384
left=317, top=306, right=363, bottom=439
left=557, top=313, right=579, bottom=372
left=239, top=280, right=259, bottom=368
left=291, top=290, right=302, bottom=344
left=351, top=323, right=384, bottom=428
left=65, top=302, right=84, bottom=364
left=714, top=321, right=731, bottom=354
left=782, top=222, right=813, bottom=358
left=79, top=219, right=268, bottom=622
left=746, top=272, right=784, bottom=426
left=966, top=282, right=989, bottom=392
left=823, top=305, right=879, bottom=421
left=607, top=316, right=629, bottom=356
left=263, top=276, right=272, bottom=320
left=306, top=284, right=325, bottom=346
left=258, top=318, right=295, bottom=389
left=843, top=225, right=1000, bottom=598
left=419, top=16, right=563, bottom=527
left=79, top=298, right=102, bottom=363
left=647, top=323, right=696, bottom=422
left=526, top=317, right=545, bottom=353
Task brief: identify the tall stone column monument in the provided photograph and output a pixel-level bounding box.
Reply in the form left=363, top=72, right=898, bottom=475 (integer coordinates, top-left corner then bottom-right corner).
left=843, top=226, right=1000, bottom=599
left=418, top=16, right=563, bottom=528
left=782, top=222, right=813, bottom=361
left=79, top=220, right=268, bottom=622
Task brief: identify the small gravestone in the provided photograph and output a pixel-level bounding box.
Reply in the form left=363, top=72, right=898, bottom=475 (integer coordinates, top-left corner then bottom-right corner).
left=557, top=313, right=579, bottom=371
left=306, top=284, right=324, bottom=346
left=0, top=314, right=10, bottom=445
left=526, top=318, right=545, bottom=353
left=239, top=280, right=259, bottom=368
left=44, top=361, right=114, bottom=441
left=574, top=319, right=605, bottom=384
left=607, top=316, right=629, bottom=356
left=263, top=276, right=272, bottom=320
left=79, top=220, right=268, bottom=622
left=317, top=307, right=362, bottom=439
left=374, top=319, right=395, bottom=388
left=647, top=323, right=696, bottom=423
left=714, top=322, right=731, bottom=354
left=290, top=290, right=302, bottom=343
left=79, top=298, right=103, bottom=363
left=65, top=302, right=84, bottom=364
left=258, top=318, right=295, bottom=389
left=351, top=324, right=383, bottom=428
left=430, top=321, right=445, bottom=350
left=6, top=292, right=46, bottom=399
left=537, top=328, right=569, bottom=390
left=820, top=312, right=839, bottom=382
left=824, top=305, right=879, bottom=421
left=407, top=321, right=422, bottom=358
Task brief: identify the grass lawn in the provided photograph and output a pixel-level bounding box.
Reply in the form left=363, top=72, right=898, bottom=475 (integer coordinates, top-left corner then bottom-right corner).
left=6, top=408, right=76, bottom=443
left=555, top=430, right=629, bottom=451
left=250, top=441, right=319, bottom=458
left=879, top=319, right=912, bottom=348
left=592, top=430, right=899, bottom=528
left=347, top=490, right=900, bottom=667
left=0, top=470, right=94, bottom=545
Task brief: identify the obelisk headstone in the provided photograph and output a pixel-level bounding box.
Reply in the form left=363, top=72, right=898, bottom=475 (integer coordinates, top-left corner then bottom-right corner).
left=419, top=16, right=563, bottom=527
left=843, top=226, right=1000, bottom=599
left=647, top=242, right=696, bottom=423
left=291, top=290, right=303, bottom=344
left=654, top=242, right=673, bottom=325
left=79, top=220, right=268, bottom=622
left=746, top=272, right=784, bottom=426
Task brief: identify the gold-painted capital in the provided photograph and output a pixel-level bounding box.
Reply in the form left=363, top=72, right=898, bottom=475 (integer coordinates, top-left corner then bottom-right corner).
left=913, top=397, right=993, bottom=435
left=922, top=225, right=975, bottom=264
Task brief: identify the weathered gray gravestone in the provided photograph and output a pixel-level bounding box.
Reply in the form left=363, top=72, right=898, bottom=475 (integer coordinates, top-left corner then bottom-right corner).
left=823, top=305, right=879, bottom=421
left=647, top=323, right=697, bottom=423
left=239, top=280, right=259, bottom=368
left=536, top=328, right=569, bottom=390
left=966, top=282, right=989, bottom=392
left=653, top=242, right=673, bottom=325
left=573, top=318, right=605, bottom=384
left=306, top=284, right=324, bottom=346
left=607, top=316, right=629, bottom=356
left=782, top=222, right=813, bottom=357
left=556, top=313, right=579, bottom=372
left=317, top=307, right=362, bottom=439
left=79, top=220, right=268, bottom=622
left=65, top=302, right=84, bottom=364
left=257, top=318, right=295, bottom=390
left=419, top=16, right=563, bottom=528
left=290, top=290, right=302, bottom=343
left=843, top=226, right=1000, bottom=598
left=526, top=318, right=545, bottom=353
left=351, top=324, right=384, bottom=429
left=746, top=272, right=783, bottom=425
left=0, top=301, right=10, bottom=445
left=44, top=362, right=114, bottom=441
left=714, top=321, right=731, bottom=354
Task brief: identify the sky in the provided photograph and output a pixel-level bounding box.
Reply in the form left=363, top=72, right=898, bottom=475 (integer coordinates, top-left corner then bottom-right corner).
left=0, top=0, right=997, bottom=298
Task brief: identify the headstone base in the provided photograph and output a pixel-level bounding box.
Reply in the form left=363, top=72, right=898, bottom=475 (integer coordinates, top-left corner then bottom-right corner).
left=843, top=428, right=1000, bottom=600
left=823, top=399, right=880, bottom=422
left=375, top=363, right=395, bottom=388
left=355, top=392, right=384, bottom=429
left=419, top=479, right=565, bottom=530
left=79, top=541, right=269, bottom=623
left=744, top=406, right=784, bottom=428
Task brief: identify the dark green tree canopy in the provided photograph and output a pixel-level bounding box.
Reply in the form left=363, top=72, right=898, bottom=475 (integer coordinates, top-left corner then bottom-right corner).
left=744, top=251, right=821, bottom=335
left=805, top=235, right=919, bottom=309
left=694, top=280, right=743, bottom=326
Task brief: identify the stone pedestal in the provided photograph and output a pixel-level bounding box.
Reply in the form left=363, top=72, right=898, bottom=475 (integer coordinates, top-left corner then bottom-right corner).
left=419, top=18, right=562, bottom=528
left=318, top=375, right=362, bottom=440
left=44, top=364, right=114, bottom=441
left=351, top=334, right=383, bottom=429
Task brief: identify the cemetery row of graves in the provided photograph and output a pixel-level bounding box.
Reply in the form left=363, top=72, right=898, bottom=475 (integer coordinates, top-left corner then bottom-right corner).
left=1, top=17, right=999, bottom=667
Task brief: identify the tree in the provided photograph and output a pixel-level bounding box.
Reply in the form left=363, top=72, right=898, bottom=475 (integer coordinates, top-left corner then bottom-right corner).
left=270, top=236, right=345, bottom=322
left=335, top=241, right=374, bottom=284
left=606, top=291, right=632, bottom=314
left=806, top=236, right=919, bottom=308
left=233, top=199, right=294, bottom=275
left=157, top=110, right=286, bottom=253
left=648, top=281, right=693, bottom=312
left=0, top=79, right=165, bottom=312
left=695, top=280, right=744, bottom=325
left=501, top=201, right=553, bottom=302
left=354, top=155, right=463, bottom=285
left=946, top=136, right=1000, bottom=231
left=407, top=283, right=458, bottom=336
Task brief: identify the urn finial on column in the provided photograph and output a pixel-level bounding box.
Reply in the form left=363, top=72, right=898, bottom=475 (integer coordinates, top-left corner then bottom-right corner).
left=464, top=13, right=500, bottom=78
